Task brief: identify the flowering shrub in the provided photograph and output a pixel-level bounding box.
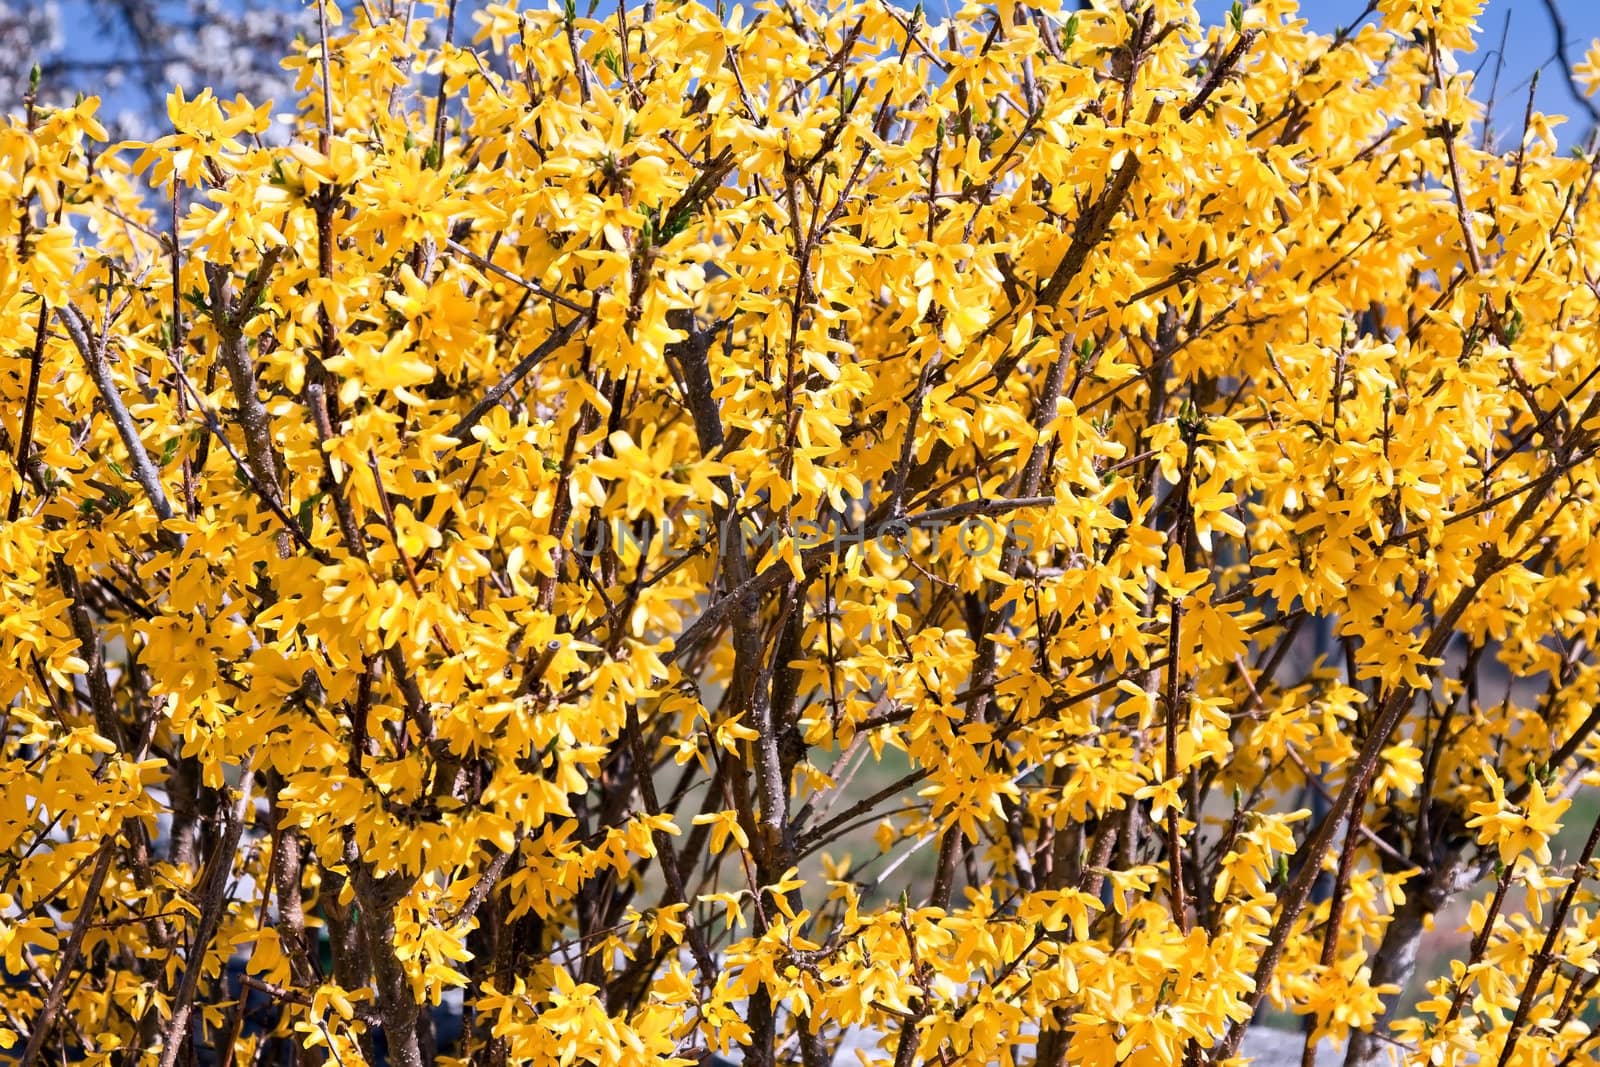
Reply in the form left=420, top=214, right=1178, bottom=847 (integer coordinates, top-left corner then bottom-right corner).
left=4, top=2, right=1600, bottom=1066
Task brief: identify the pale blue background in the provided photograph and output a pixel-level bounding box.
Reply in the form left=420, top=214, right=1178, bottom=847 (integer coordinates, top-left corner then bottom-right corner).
left=1196, top=0, right=1600, bottom=138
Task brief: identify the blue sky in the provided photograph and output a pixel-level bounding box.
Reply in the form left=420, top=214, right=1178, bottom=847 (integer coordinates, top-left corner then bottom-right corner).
left=1197, top=0, right=1600, bottom=140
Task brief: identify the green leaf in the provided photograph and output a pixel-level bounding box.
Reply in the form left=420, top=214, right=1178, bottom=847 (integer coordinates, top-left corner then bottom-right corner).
left=297, top=491, right=326, bottom=538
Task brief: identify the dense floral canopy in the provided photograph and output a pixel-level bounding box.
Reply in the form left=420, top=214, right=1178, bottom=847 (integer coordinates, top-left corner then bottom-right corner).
left=3, top=1, right=1600, bottom=1066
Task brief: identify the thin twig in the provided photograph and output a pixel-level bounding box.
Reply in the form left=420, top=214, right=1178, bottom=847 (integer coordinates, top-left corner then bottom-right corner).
left=444, top=310, right=591, bottom=447
left=1536, top=0, right=1600, bottom=127
left=57, top=303, right=178, bottom=526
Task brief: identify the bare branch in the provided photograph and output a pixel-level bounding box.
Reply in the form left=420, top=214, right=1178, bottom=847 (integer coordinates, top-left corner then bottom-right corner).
left=58, top=302, right=178, bottom=527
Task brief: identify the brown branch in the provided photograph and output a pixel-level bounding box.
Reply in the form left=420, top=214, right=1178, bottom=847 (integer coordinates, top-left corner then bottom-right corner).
left=207, top=249, right=289, bottom=551
left=1216, top=455, right=1572, bottom=1062
left=6, top=299, right=50, bottom=521
left=1536, top=0, right=1600, bottom=127
left=58, top=302, right=178, bottom=527
left=445, top=311, right=591, bottom=448
left=156, top=763, right=258, bottom=1067
left=443, top=238, right=590, bottom=315
left=16, top=838, right=119, bottom=1067
left=1495, top=804, right=1600, bottom=1067
left=1181, top=29, right=1261, bottom=121
left=164, top=353, right=329, bottom=562
left=623, top=701, right=719, bottom=984
left=664, top=495, right=1055, bottom=668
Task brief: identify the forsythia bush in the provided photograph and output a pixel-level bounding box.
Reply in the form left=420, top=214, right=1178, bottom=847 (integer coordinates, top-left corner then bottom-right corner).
left=4, top=0, right=1600, bottom=1065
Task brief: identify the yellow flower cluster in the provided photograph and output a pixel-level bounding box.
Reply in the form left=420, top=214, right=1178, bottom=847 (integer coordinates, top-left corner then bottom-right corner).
left=3, top=1, right=1600, bottom=1066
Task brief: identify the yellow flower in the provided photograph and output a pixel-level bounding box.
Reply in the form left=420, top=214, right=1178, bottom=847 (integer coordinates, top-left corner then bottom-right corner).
left=1467, top=764, right=1571, bottom=867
